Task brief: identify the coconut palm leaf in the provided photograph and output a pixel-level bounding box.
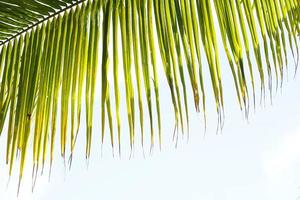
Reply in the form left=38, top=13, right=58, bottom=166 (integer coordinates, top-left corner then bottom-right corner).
left=0, top=0, right=299, bottom=191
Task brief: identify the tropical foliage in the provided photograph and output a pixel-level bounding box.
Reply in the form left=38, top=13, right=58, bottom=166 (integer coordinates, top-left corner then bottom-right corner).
left=0, top=0, right=299, bottom=191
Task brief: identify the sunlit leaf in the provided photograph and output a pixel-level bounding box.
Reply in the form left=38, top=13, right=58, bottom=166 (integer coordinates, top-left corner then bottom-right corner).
left=0, top=0, right=298, bottom=192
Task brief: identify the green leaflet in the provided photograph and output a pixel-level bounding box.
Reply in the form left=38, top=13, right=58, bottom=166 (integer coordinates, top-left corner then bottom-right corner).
left=0, top=41, right=12, bottom=134
left=50, top=14, right=63, bottom=174
left=113, top=0, right=121, bottom=155
left=165, top=0, right=185, bottom=136
left=86, top=0, right=101, bottom=159
left=6, top=39, right=21, bottom=164
left=155, top=0, right=180, bottom=143
left=101, top=0, right=114, bottom=153
left=120, top=0, right=134, bottom=151
left=132, top=0, right=143, bottom=150
left=147, top=0, right=162, bottom=147
left=0, top=0, right=298, bottom=192
left=169, top=0, right=190, bottom=133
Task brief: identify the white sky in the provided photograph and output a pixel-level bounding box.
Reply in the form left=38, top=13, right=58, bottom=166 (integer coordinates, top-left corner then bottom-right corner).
left=1, top=54, right=300, bottom=200
left=0, top=4, right=300, bottom=200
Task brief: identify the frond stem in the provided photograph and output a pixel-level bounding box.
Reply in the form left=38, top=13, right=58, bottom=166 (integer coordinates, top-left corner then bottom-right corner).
left=0, top=0, right=87, bottom=46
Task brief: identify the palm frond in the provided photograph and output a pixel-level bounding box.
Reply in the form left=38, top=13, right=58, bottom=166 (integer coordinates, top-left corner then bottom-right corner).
left=0, top=0, right=299, bottom=191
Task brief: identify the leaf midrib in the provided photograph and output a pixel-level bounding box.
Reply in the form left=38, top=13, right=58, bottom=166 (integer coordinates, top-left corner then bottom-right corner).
left=0, top=0, right=87, bottom=46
